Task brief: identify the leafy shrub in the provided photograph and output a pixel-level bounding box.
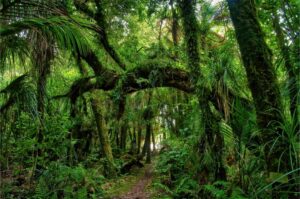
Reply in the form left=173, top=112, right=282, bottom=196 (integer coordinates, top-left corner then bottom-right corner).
left=155, top=139, right=200, bottom=198
left=202, top=181, right=247, bottom=199
left=33, top=162, right=105, bottom=199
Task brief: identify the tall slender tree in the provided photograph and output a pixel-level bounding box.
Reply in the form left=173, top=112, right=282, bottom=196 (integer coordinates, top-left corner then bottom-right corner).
left=227, top=0, right=286, bottom=171
left=179, top=0, right=226, bottom=183
left=91, top=92, right=116, bottom=177
left=32, top=34, right=54, bottom=148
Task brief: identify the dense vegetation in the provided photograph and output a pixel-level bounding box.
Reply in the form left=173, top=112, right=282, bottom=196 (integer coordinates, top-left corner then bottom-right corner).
left=0, top=0, right=299, bottom=198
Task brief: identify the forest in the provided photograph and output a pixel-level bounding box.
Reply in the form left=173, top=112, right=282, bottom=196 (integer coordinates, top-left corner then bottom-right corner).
left=0, top=0, right=299, bottom=198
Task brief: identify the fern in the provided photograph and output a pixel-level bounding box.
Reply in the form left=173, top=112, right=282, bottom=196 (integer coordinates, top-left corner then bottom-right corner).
left=203, top=181, right=248, bottom=199
left=34, top=178, right=49, bottom=199
left=153, top=182, right=174, bottom=196
left=33, top=162, right=105, bottom=198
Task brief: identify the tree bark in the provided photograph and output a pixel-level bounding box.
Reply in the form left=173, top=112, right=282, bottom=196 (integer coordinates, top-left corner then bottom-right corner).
left=171, top=0, right=179, bottom=47
left=33, top=34, right=53, bottom=158
left=137, top=126, right=142, bottom=154
left=140, top=93, right=153, bottom=163
left=94, top=0, right=126, bottom=69
left=91, top=91, right=116, bottom=177
left=74, top=0, right=126, bottom=69
left=120, top=121, right=127, bottom=150
left=227, top=0, right=284, bottom=171
left=144, top=122, right=151, bottom=164
left=130, top=127, right=137, bottom=153
left=180, top=0, right=226, bottom=183
left=115, top=127, right=120, bottom=148
left=152, top=130, right=156, bottom=153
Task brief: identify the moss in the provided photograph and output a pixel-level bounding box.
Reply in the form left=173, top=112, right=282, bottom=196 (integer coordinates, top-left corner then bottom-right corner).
left=180, top=0, right=226, bottom=183
left=91, top=91, right=117, bottom=177
left=227, top=0, right=285, bottom=171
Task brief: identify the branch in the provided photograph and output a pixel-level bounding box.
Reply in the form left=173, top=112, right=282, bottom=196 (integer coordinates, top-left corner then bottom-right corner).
left=74, top=0, right=126, bottom=70
left=0, top=96, right=14, bottom=113
left=73, top=0, right=95, bottom=19
left=55, top=63, right=193, bottom=102
left=121, top=64, right=193, bottom=94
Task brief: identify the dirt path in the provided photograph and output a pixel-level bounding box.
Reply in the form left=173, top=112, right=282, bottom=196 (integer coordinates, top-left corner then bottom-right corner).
left=113, top=164, right=153, bottom=199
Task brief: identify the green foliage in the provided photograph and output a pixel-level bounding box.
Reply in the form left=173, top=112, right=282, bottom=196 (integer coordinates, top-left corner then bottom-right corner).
left=0, top=74, right=37, bottom=115
left=0, top=110, right=72, bottom=170
left=203, top=181, right=247, bottom=199
left=0, top=35, right=29, bottom=71
left=269, top=113, right=300, bottom=171
left=33, top=162, right=105, bottom=199
left=42, top=114, right=72, bottom=161
left=1, top=0, right=299, bottom=199
left=154, top=139, right=200, bottom=198
left=0, top=16, right=91, bottom=58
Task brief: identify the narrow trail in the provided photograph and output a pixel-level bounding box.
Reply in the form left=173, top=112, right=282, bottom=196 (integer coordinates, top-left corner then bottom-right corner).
left=113, top=164, right=153, bottom=199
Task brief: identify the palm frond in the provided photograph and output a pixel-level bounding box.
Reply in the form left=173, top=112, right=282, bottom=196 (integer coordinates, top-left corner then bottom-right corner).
left=0, top=35, right=29, bottom=72
left=0, top=16, right=91, bottom=55
left=0, top=74, right=28, bottom=93
left=0, top=74, right=37, bottom=116
left=0, top=0, right=68, bottom=20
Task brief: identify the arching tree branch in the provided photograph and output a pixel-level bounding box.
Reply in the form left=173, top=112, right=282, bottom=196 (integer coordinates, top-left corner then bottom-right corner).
left=58, top=63, right=193, bottom=102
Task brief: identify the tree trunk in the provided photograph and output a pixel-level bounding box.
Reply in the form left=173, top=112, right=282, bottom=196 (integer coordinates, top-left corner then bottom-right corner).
left=180, top=0, right=226, bottom=183
left=34, top=34, right=53, bottom=158
left=137, top=126, right=142, bottom=154
left=141, top=103, right=153, bottom=163
left=163, top=121, right=167, bottom=140
left=130, top=128, right=137, bottom=153
left=170, top=0, right=179, bottom=59
left=115, top=127, right=119, bottom=148
left=120, top=121, right=127, bottom=150
left=91, top=92, right=116, bottom=177
left=144, top=122, right=151, bottom=163
left=94, top=0, right=125, bottom=69
left=227, top=0, right=284, bottom=171
left=36, top=44, right=51, bottom=139
left=152, top=130, right=156, bottom=153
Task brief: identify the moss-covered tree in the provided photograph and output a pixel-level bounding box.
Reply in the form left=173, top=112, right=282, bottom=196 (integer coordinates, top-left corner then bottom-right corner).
left=179, top=0, right=226, bottom=183
left=226, top=0, right=289, bottom=172
left=91, top=91, right=116, bottom=177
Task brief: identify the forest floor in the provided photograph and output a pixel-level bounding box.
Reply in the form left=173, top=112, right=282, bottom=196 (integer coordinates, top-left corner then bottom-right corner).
left=112, top=163, right=153, bottom=199
left=104, top=162, right=154, bottom=199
